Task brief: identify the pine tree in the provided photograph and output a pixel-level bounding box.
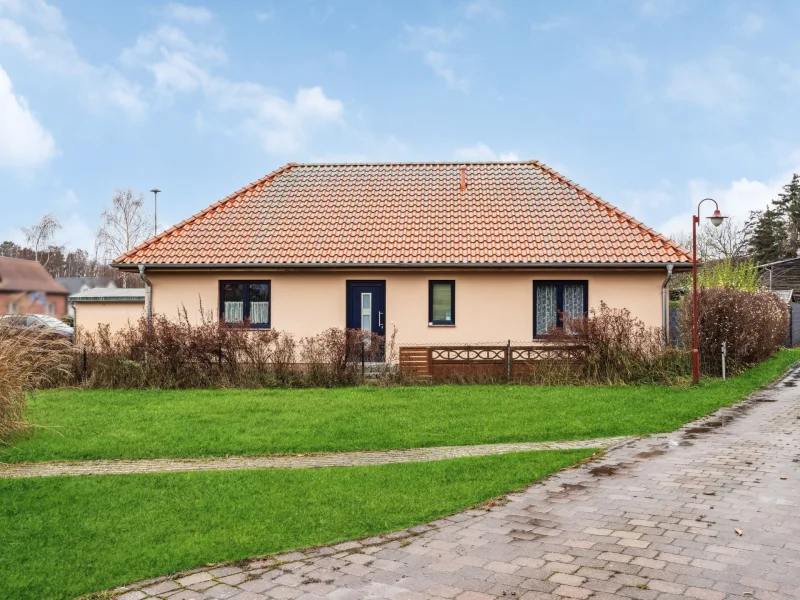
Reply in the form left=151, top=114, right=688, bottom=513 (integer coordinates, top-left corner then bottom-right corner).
left=748, top=208, right=787, bottom=263
left=772, top=172, right=800, bottom=251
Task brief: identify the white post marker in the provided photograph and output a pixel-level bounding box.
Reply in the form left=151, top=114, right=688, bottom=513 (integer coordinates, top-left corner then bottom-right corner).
left=721, top=341, right=727, bottom=381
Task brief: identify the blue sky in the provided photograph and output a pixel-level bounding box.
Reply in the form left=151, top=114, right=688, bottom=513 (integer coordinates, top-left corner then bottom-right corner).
left=2, top=0, right=800, bottom=252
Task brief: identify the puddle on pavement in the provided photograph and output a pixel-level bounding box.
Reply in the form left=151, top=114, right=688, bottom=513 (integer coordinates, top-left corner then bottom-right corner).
left=635, top=449, right=667, bottom=458
left=686, top=426, right=712, bottom=434
left=560, top=483, right=586, bottom=491
left=589, top=464, right=624, bottom=476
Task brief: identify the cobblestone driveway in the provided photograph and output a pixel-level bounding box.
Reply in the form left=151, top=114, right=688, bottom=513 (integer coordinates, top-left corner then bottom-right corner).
left=114, top=367, right=800, bottom=600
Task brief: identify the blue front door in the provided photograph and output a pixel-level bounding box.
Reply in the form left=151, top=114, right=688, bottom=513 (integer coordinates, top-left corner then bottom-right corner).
left=346, top=281, right=386, bottom=338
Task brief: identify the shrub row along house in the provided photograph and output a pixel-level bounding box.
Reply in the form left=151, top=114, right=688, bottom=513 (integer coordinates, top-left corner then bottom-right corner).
left=103, top=161, right=692, bottom=352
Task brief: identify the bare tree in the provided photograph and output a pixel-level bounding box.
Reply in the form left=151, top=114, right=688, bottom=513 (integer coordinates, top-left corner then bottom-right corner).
left=96, top=189, right=150, bottom=287
left=700, top=218, right=750, bottom=260
left=22, top=214, right=61, bottom=264
left=668, top=218, right=750, bottom=261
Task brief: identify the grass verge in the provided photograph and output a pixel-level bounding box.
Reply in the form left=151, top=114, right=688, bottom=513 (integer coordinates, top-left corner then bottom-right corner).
left=0, top=449, right=593, bottom=600
left=2, top=349, right=798, bottom=463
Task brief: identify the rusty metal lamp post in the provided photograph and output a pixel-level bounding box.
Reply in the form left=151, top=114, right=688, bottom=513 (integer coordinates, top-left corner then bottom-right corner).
left=692, top=198, right=727, bottom=383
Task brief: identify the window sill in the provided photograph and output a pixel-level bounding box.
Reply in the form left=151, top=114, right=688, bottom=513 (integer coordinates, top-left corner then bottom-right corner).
left=428, top=323, right=456, bottom=327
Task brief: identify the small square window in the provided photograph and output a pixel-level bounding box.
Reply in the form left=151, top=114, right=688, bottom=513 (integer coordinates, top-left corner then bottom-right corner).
left=429, top=280, right=455, bottom=325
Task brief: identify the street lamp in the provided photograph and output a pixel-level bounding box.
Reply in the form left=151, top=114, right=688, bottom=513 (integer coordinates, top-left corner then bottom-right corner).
left=150, top=189, right=161, bottom=236
left=692, top=198, right=727, bottom=383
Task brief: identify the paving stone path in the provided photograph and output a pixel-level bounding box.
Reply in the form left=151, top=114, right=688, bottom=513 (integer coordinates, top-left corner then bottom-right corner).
left=109, top=365, right=800, bottom=600
left=0, top=437, right=631, bottom=479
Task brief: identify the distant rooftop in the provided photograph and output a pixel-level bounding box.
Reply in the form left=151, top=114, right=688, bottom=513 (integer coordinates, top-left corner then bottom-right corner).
left=56, top=276, right=117, bottom=295
left=0, top=257, right=69, bottom=294
left=70, top=288, right=145, bottom=303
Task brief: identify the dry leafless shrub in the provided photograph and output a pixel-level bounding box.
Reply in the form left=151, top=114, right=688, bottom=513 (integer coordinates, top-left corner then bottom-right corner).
left=548, top=303, right=690, bottom=385
left=678, top=288, right=788, bottom=376
left=0, top=323, right=73, bottom=442
left=77, top=309, right=393, bottom=389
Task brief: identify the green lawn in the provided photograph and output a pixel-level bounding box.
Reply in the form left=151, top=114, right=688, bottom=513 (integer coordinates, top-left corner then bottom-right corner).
left=0, top=449, right=593, bottom=600
left=3, top=349, right=798, bottom=463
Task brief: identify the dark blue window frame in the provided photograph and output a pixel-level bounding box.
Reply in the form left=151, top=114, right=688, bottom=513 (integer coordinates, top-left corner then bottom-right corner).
left=532, top=280, right=588, bottom=338
left=218, top=280, right=271, bottom=329
left=428, top=280, right=456, bottom=326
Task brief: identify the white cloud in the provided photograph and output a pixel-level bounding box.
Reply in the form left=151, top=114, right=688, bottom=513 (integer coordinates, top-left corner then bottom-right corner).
left=52, top=212, right=96, bottom=251
left=665, top=56, right=748, bottom=112
left=0, top=0, right=147, bottom=119
left=636, top=0, right=687, bottom=20
left=255, top=10, right=274, bottom=22
left=162, top=3, right=213, bottom=23
left=618, top=180, right=674, bottom=221
left=402, top=24, right=468, bottom=91
left=454, top=143, right=519, bottom=162
left=0, top=64, right=55, bottom=171
left=121, top=24, right=344, bottom=154
left=223, top=85, right=344, bottom=154
left=590, top=45, right=647, bottom=77
left=464, top=0, right=503, bottom=20
left=531, top=16, right=570, bottom=32
left=423, top=51, right=468, bottom=91
left=657, top=161, right=800, bottom=238
left=736, top=13, right=764, bottom=36
left=57, top=189, right=79, bottom=208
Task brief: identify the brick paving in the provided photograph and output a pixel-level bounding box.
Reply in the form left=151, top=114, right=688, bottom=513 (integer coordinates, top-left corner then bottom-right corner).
left=0, top=438, right=630, bottom=479
left=107, top=365, right=800, bottom=600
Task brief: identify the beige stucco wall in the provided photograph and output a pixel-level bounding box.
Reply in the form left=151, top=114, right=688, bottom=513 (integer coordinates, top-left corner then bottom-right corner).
left=145, top=269, right=667, bottom=345
left=74, top=301, right=144, bottom=338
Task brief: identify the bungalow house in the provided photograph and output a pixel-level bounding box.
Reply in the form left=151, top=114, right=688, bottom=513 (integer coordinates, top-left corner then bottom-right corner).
left=0, top=257, right=69, bottom=317
left=111, top=162, right=692, bottom=348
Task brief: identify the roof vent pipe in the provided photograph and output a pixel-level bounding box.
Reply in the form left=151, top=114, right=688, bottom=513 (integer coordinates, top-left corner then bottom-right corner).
left=459, top=167, right=467, bottom=191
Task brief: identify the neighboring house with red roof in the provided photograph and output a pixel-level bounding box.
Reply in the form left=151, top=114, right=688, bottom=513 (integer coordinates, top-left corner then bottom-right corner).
left=0, top=257, right=69, bottom=317
left=111, top=161, right=692, bottom=347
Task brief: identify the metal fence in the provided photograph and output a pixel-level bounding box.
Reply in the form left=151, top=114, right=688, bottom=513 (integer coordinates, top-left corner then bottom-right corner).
left=790, top=303, right=800, bottom=347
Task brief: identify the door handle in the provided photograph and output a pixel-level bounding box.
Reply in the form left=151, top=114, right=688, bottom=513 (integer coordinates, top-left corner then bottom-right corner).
left=378, top=311, right=384, bottom=329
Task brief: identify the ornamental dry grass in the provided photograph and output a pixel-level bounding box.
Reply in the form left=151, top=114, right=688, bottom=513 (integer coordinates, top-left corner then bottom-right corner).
left=678, top=288, right=788, bottom=376
left=0, top=323, right=72, bottom=442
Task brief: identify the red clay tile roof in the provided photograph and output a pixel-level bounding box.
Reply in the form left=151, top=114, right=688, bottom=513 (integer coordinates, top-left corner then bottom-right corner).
left=0, top=257, right=69, bottom=294
left=114, top=161, right=691, bottom=267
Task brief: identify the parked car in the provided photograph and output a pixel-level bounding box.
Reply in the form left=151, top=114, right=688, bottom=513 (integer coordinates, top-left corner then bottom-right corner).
left=0, top=314, right=75, bottom=341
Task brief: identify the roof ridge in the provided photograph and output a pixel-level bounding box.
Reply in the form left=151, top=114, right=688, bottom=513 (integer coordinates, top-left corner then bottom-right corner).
left=292, top=161, right=533, bottom=167
left=114, top=163, right=297, bottom=264
left=528, top=159, right=691, bottom=260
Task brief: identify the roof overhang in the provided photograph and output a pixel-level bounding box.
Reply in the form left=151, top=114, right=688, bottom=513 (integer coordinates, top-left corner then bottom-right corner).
left=113, top=261, right=693, bottom=271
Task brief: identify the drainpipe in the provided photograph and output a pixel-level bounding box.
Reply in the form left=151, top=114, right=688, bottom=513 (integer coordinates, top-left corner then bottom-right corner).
left=138, top=264, right=152, bottom=327
left=661, top=263, right=674, bottom=347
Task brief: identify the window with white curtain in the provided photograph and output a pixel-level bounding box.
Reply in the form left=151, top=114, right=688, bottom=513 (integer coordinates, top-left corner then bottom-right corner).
left=219, top=281, right=271, bottom=328
left=533, top=281, right=588, bottom=337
